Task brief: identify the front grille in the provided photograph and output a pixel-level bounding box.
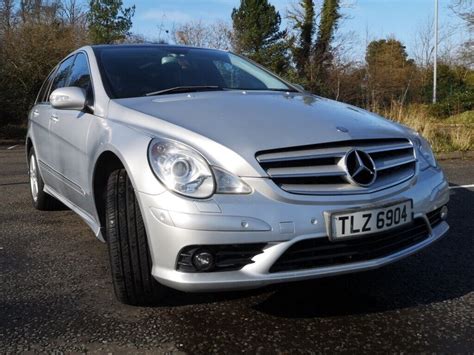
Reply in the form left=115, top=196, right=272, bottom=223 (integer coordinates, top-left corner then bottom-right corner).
left=177, top=243, right=266, bottom=273
left=256, top=139, right=416, bottom=195
left=269, top=218, right=429, bottom=273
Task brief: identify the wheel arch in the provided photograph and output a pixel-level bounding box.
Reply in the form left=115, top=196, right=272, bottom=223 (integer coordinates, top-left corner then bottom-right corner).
left=92, top=150, right=125, bottom=237
left=26, top=136, right=34, bottom=165
left=90, top=131, right=166, bottom=239
left=26, top=137, right=33, bottom=155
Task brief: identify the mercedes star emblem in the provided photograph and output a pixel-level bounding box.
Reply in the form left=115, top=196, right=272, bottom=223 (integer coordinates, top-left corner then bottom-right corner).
left=345, top=149, right=377, bottom=186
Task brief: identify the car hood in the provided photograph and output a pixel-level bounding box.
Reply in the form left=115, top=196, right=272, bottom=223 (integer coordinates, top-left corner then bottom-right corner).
left=113, top=91, right=409, bottom=176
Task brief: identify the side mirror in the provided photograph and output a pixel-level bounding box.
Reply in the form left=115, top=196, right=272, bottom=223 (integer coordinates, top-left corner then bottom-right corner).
left=292, top=83, right=305, bottom=92
left=50, top=87, right=86, bottom=110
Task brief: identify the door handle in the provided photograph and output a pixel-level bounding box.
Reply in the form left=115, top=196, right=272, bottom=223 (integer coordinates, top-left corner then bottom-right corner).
left=50, top=114, right=59, bottom=122
left=33, top=110, right=39, bottom=117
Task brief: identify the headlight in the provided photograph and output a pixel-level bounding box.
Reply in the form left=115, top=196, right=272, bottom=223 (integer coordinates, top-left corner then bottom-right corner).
left=148, top=138, right=215, bottom=198
left=148, top=138, right=252, bottom=198
left=414, top=135, right=437, bottom=168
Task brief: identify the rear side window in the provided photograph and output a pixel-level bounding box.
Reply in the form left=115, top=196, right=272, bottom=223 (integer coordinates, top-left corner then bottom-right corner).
left=68, top=53, right=94, bottom=103
left=50, top=55, right=75, bottom=94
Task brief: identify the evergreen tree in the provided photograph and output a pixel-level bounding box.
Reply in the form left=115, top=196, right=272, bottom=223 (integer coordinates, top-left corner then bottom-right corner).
left=366, top=38, right=416, bottom=107
left=87, top=0, right=135, bottom=44
left=312, top=0, right=341, bottom=93
left=287, top=0, right=341, bottom=92
left=231, top=0, right=289, bottom=74
left=288, top=0, right=315, bottom=79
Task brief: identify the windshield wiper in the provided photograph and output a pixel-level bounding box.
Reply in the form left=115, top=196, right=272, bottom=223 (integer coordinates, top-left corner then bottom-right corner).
left=259, top=88, right=299, bottom=93
left=224, top=88, right=299, bottom=93
left=145, top=86, right=224, bottom=96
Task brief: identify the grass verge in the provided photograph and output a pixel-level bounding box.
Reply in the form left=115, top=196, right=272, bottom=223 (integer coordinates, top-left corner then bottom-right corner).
left=376, top=105, right=473, bottom=153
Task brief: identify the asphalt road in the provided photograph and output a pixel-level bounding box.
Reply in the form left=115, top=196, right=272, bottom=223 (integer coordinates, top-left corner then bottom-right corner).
left=1, top=145, right=473, bottom=353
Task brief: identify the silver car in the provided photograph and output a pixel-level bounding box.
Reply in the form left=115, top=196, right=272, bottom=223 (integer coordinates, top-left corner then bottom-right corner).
left=27, top=45, right=450, bottom=305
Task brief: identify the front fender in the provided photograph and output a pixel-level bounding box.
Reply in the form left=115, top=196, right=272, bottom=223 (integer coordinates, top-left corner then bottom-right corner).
left=88, top=118, right=167, bottom=197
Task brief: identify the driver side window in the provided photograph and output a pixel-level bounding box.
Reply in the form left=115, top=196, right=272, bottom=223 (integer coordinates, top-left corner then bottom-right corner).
left=49, top=55, right=75, bottom=94
left=68, top=52, right=94, bottom=104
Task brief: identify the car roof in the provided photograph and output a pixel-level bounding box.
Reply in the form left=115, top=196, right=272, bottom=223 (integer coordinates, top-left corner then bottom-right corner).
left=90, top=43, right=227, bottom=52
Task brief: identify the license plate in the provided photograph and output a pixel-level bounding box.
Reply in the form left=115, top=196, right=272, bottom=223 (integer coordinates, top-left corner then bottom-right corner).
left=327, top=200, right=413, bottom=240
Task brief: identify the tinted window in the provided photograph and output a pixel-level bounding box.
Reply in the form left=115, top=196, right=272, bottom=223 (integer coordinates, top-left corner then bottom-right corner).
left=94, top=46, right=293, bottom=99
left=50, top=55, right=75, bottom=93
left=69, top=52, right=94, bottom=103
left=36, top=68, right=56, bottom=104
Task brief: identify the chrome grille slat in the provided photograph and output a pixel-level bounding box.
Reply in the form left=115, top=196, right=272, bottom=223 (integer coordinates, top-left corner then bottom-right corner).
left=375, top=156, right=417, bottom=171
left=256, top=139, right=416, bottom=195
left=362, top=142, right=413, bottom=153
left=257, top=142, right=413, bottom=164
left=280, top=183, right=363, bottom=194
left=266, top=165, right=346, bottom=178
left=257, top=150, right=346, bottom=164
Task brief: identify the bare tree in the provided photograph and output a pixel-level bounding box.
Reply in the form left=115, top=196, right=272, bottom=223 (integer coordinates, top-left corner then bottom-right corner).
left=174, top=20, right=208, bottom=47
left=60, top=0, right=86, bottom=26
left=450, top=0, right=473, bottom=67
left=173, top=20, right=232, bottom=50
left=0, top=0, right=15, bottom=33
left=18, top=0, right=64, bottom=25
left=413, top=16, right=456, bottom=68
left=450, top=0, right=473, bottom=29
left=207, top=21, right=233, bottom=50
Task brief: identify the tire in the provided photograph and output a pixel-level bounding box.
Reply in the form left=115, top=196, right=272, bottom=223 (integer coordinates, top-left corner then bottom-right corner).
left=105, top=169, right=166, bottom=306
left=28, top=148, right=62, bottom=211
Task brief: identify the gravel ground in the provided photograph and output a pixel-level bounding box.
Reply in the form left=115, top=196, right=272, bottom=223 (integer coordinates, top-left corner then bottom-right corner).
left=0, top=145, right=473, bottom=353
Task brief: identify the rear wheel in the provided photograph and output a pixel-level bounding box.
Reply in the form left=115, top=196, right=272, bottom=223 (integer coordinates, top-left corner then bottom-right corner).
left=105, top=169, right=166, bottom=306
left=28, top=148, right=62, bottom=210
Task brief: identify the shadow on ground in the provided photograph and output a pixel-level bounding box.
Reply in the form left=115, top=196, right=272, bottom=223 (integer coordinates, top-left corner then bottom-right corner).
left=160, top=185, right=473, bottom=319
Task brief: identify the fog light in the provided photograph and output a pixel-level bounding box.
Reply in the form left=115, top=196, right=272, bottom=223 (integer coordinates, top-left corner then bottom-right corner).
left=440, top=205, right=448, bottom=220
left=192, top=250, right=214, bottom=271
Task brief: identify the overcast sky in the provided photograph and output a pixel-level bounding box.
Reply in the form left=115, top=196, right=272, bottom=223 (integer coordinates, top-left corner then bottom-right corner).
left=122, top=0, right=467, bottom=60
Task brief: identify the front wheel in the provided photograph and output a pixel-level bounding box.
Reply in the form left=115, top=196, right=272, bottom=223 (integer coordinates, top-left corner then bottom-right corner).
left=105, top=169, right=166, bottom=306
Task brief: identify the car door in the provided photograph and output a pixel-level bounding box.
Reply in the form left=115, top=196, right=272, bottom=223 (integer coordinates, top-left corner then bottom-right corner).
left=48, top=52, right=96, bottom=211
left=29, top=68, right=57, bottom=186
left=37, top=55, right=75, bottom=194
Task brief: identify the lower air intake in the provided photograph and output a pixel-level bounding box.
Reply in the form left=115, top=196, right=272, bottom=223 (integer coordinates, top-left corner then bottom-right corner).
left=270, top=218, right=430, bottom=273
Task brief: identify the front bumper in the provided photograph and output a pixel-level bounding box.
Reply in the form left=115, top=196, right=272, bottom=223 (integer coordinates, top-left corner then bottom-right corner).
left=137, top=166, right=450, bottom=292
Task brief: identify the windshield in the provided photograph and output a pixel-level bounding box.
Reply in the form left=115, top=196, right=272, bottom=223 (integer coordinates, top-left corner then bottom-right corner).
left=93, top=46, right=295, bottom=99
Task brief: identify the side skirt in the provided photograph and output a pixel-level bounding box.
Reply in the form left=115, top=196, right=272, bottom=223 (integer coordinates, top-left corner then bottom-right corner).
left=43, top=184, right=105, bottom=243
